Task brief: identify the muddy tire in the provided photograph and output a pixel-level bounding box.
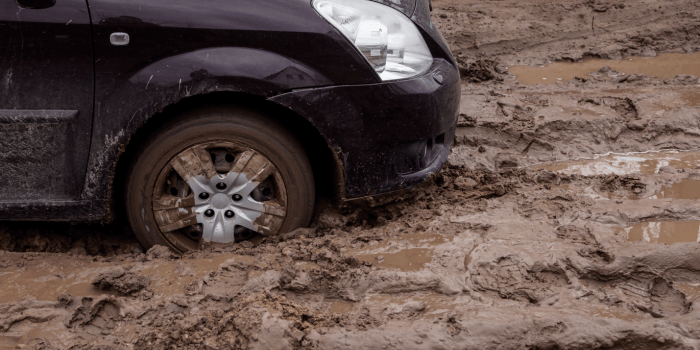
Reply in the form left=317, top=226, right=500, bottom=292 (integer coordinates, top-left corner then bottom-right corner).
left=125, top=107, right=315, bottom=252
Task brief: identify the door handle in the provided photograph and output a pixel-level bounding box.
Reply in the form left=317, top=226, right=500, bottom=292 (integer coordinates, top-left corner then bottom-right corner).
left=16, top=0, right=56, bottom=9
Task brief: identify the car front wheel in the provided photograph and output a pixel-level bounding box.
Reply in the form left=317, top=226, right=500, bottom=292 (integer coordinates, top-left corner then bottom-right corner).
left=125, top=107, right=315, bottom=252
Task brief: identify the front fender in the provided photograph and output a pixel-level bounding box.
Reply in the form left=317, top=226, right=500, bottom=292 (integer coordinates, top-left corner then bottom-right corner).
left=129, top=47, right=334, bottom=97
left=81, top=47, right=332, bottom=202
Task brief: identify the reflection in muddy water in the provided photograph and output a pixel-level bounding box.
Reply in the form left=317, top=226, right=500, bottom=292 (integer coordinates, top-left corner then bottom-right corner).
left=531, top=150, right=700, bottom=176
left=654, top=178, right=700, bottom=200
left=511, top=52, right=700, bottom=85
left=357, top=248, right=433, bottom=271
left=619, top=220, right=700, bottom=244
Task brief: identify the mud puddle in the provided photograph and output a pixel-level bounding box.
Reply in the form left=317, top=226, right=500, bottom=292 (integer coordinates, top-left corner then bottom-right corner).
left=343, top=230, right=453, bottom=272
left=0, top=252, right=242, bottom=303
left=618, top=220, right=700, bottom=244
left=653, top=178, right=700, bottom=200
left=530, top=150, right=700, bottom=176
left=356, top=248, right=433, bottom=271
left=510, top=52, right=700, bottom=85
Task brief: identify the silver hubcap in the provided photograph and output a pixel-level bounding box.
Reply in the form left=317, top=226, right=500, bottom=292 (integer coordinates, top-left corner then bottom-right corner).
left=151, top=142, right=287, bottom=244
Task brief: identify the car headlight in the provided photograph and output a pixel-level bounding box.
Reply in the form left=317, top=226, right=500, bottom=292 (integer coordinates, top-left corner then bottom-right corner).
left=313, top=0, right=434, bottom=81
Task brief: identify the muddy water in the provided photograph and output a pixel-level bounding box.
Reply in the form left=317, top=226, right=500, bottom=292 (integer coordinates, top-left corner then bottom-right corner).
left=327, top=300, right=355, bottom=314
left=137, top=254, right=246, bottom=298
left=531, top=150, right=700, bottom=176
left=653, top=178, right=700, bottom=200
left=0, top=256, right=112, bottom=302
left=511, top=52, right=700, bottom=85
left=0, top=253, right=243, bottom=303
left=357, top=248, right=433, bottom=272
left=618, top=221, right=700, bottom=244
left=343, top=230, right=453, bottom=272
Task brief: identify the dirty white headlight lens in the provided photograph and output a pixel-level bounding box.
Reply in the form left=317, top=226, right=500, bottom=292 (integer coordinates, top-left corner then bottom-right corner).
left=313, top=0, right=434, bottom=81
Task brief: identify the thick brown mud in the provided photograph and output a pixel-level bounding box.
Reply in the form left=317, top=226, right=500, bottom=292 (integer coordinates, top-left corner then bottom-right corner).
left=4, top=0, right=700, bottom=349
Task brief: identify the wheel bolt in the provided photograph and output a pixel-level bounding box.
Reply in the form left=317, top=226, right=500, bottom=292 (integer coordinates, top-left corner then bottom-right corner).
left=224, top=210, right=234, bottom=218
left=204, top=209, right=215, bottom=217
left=216, top=183, right=226, bottom=190
left=232, top=194, right=242, bottom=201
left=199, top=192, right=210, bottom=200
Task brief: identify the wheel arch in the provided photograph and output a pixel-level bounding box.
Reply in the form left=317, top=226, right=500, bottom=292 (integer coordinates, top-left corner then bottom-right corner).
left=109, top=91, right=343, bottom=223
left=83, top=45, right=347, bottom=222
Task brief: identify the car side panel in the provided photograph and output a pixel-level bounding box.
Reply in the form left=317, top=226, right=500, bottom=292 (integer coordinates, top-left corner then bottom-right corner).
left=0, top=0, right=94, bottom=202
left=80, top=0, right=376, bottom=205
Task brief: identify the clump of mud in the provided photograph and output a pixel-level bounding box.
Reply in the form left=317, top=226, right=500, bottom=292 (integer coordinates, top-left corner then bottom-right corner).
left=456, top=58, right=505, bottom=83
left=92, top=268, right=151, bottom=295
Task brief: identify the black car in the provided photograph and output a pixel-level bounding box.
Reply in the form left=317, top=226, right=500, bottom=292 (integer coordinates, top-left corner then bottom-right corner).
left=0, top=0, right=460, bottom=251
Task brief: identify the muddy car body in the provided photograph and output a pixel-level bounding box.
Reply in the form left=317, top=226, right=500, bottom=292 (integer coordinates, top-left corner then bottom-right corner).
left=0, top=0, right=459, bottom=250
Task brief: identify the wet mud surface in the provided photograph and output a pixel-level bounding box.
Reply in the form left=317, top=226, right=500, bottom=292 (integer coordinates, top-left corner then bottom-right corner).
left=4, top=0, right=700, bottom=349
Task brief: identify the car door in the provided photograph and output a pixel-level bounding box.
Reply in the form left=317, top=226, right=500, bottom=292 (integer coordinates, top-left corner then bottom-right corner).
left=0, top=0, right=93, bottom=202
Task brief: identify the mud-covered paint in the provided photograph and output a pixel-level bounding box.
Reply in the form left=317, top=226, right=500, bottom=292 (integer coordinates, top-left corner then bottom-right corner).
left=270, top=58, right=460, bottom=198
left=0, top=0, right=94, bottom=202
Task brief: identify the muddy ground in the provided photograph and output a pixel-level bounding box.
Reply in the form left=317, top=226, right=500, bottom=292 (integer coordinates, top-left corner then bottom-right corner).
left=4, top=0, right=700, bottom=349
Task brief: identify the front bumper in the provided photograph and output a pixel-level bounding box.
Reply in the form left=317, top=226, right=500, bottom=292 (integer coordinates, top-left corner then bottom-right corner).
left=269, top=58, right=460, bottom=199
